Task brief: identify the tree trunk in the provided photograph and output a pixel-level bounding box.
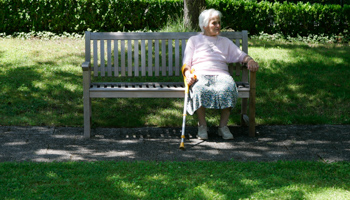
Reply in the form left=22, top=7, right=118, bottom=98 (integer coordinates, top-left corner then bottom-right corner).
left=184, top=0, right=206, bottom=31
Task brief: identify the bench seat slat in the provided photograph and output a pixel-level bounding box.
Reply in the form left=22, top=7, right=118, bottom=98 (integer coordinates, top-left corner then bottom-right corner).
left=90, top=82, right=249, bottom=89
left=89, top=82, right=250, bottom=99
left=90, top=89, right=249, bottom=98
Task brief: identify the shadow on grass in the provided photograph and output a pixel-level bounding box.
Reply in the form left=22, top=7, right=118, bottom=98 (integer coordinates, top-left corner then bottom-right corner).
left=0, top=40, right=349, bottom=128
left=253, top=41, right=350, bottom=125
left=0, top=50, right=85, bottom=126
left=2, top=161, right=349, bottom=199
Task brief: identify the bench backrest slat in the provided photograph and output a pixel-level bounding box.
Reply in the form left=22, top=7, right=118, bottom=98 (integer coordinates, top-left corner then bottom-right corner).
left=168, top=39, right=173, bottom=76
left=107, top=40, right=112, bottom=76
left=89, top=31, right=245, bottom=40
left=93, top=40, right=98, bottom=76
left=100, top=40, right=105, bottom=76
left=141, top=40, right=146, bottom=76
left=86, top=31, right=248, bottom=78
left=121, top=40, right=125, bottom=76
left=155, top=40, right=160, bottom=76
left=175, top=39, right=180, bottom=76
left=161, top=40, right=166, bottom=76
left=128, top=40, right=132, bottom=76
left=114, top=40, right=118, bottom=76
left=134, top=40, right=139, bottom=76
left=148, top=40, right=152, bottom=76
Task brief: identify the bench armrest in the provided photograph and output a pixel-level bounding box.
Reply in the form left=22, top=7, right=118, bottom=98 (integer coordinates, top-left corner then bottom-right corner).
left=82, top=61, right=91, bottom=89
left=82, top=61, right=91, bottom=71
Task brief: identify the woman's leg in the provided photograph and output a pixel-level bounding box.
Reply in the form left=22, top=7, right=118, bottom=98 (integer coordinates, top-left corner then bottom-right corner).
left=196, top=106, right=208, bottom=139
left=219, top=107, right=231, bottom=127
left=196, top=106, right=207, bottom=126
left=218, top=107, right=234, bottom=139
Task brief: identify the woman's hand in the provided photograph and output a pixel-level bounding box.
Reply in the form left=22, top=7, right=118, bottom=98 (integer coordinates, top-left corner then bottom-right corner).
left=185, top=71, right=196, bottom=86
left=243, top=55, right=259, bottom=72
left=247, top=59, right=259, bottom=72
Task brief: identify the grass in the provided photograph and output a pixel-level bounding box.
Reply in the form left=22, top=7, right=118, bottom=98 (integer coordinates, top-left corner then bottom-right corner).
left=0, top=38, right=84, bottom=127
left=1, top=16, right=350, bottom=199
left=0, top=36, right=349, bottom=128
left=1, top=33, right=349, bottom=199
left=1, top=161, right=350, bottom=199
left=249, top=40, right=350, bottom=125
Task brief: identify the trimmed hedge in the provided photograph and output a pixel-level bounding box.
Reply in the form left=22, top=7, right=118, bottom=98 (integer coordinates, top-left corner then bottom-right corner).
left=259, top=0, right=349, bottom=6
left=0, top=0, right=349, bottom=38
left=0, top=0, right=183, bottom=34
left=209, top=0, right=349, bottom=36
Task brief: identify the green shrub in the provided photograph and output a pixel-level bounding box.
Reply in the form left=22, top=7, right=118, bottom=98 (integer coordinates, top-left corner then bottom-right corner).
left=0, top=0, right=349, bottom=39
left=208, top=0, right=273, bottom=35
left=261, top=0, right=349, bottom=6
left=208, top=0, right=349, bottom=37
left=0, top=0, right=183, bottom=34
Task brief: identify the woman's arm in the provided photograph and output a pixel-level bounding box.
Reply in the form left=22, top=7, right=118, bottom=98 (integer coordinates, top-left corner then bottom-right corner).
left=182, top=37, right=197, bottom=86
left=242, top=55, right=259, bottom=72
left=226, top=38, right=258, bottom=72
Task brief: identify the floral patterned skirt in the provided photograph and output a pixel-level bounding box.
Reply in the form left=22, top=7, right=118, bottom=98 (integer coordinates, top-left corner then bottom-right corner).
left=187, top=74, right=238, bottom=115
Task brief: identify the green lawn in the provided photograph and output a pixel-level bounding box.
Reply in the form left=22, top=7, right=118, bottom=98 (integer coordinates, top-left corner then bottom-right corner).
left=1, top=161, right=350, bottom=199
left=0, top=37, right=349, bottom=128
left=249, top=40, right=350, bottom=125
left=1, top=36, right=350, bottom=199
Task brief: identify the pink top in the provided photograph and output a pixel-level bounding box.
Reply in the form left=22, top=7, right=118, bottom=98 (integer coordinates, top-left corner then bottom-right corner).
left=183, top=34, right=247, bottom=75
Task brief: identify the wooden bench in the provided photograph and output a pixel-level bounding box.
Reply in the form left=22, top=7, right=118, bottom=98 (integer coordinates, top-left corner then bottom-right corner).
left=82, top=31, right=256, bottom=138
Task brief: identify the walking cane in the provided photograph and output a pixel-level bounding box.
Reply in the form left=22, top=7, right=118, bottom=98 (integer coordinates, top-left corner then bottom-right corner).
left=179, top=65, right=196, bottom=150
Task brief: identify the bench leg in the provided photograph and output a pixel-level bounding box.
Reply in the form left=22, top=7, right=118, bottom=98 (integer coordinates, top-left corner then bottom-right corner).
left=241, top=98, right=249, bottom=126
left=83, top=69, right=92, bottom=138
left=248, top=72, right=256, bottom=137
left=248, top=99, right=256, bottom=137
left=84, top=98, right=91, bottom=138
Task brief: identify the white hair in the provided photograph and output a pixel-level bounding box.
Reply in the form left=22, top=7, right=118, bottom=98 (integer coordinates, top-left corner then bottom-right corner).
left=198, top=9, right=222, bottom=32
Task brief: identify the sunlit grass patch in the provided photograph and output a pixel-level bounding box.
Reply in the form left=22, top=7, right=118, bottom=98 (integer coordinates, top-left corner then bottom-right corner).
left=1, top=161, right=349, bottom=199
left=1, top=35, right=350, bottom=127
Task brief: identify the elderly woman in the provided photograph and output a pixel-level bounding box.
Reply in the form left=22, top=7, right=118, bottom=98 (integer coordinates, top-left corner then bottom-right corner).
left=182, top=8, right=259, bottom=140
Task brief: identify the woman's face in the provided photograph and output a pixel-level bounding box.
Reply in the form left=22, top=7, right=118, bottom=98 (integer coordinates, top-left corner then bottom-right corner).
left=203, top=16, right=221, bottom=36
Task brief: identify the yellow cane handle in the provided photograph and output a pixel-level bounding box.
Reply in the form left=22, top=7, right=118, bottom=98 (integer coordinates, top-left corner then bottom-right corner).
left=182, top=65, right=196, bottom=94
left=184, top=74, right=196, bottom=93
